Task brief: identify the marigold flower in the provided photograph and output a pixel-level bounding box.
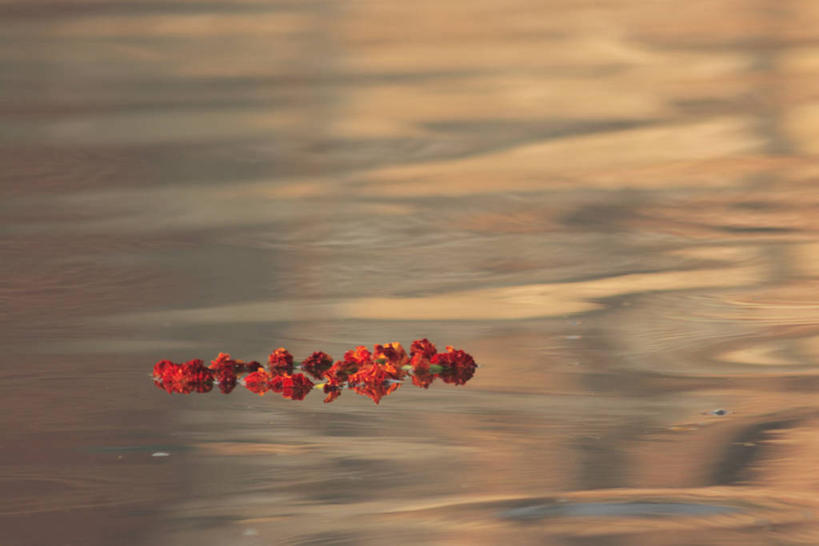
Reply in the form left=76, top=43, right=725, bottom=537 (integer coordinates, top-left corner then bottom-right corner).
left=410, top=338, right=437, bottom=359
left=268, top=347, right=294, bottom=376
left=301, top=351, right=334, bottom=380
left=244, top=369, right=272, bottom=395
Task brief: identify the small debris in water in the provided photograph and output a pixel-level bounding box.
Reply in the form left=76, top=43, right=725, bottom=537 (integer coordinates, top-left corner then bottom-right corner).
left=151, top=452, right=170, bottom=457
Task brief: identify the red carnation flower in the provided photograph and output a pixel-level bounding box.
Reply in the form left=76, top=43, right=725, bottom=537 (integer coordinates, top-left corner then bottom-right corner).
left=374, top=342, right=409, bottom=379
left=269, top=374, right=283, bottom=393
left=410, top=338, right=437, bottom=359
left=268, top=348, right=294, bottom=376
left=181, top=359, right=214, bottom=393
left=153, top=361, right=187, bottom=393
left=153, top=360, right=185, bottom=393
left=323, top=360, right=360, bottom=384
left=153, top=359, right=175, bottom=379
left=244, top=369, right=272, bottom=395
left=301, top=351, right=334, bottom=380
left=374, top=342, right=409, bottom=365
left=154, top=359, right=214, bottom=394
left=432, top=346, right=477, bottom=385
left=215, top=367, right=238, bottom=394
left=279, top=373, right=314, bottom=401
left=348, top=363, right=400, bottom=404
left=180, top=359, right=206, bottom=374
left=344, top=345, right=372, bottom=366
left=209, top=352, right=237, bottom=371
left=211, top=354, right=262, bottom=377
left=410, top=353, right=436, bottom=389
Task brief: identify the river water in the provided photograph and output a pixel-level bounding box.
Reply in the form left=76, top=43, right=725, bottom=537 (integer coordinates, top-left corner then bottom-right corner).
left=3, top=1, right=819, bottom=544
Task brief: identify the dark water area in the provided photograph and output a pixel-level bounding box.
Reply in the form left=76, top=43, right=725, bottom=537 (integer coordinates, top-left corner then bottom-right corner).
left=3, top=1, right=819, bottom=544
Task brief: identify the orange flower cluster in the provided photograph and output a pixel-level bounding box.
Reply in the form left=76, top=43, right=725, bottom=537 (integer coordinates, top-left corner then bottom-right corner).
left=152, top=339, right=477, bottom=404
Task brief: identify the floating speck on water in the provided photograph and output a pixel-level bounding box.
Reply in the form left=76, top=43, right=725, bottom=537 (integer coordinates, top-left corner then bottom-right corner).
left=151, top=452, right=170, bottom=457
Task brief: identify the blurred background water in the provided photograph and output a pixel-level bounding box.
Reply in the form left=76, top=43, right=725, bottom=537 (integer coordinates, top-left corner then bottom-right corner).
left=2, top=0, right=819, bottom=544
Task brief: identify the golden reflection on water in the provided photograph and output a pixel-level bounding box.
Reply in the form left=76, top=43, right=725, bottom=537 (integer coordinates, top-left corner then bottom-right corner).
left=2, top=0, right=819, bottom=544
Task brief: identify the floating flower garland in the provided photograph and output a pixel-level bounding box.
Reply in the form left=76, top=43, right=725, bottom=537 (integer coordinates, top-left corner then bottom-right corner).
left=152, top=338, right=477, bottom=404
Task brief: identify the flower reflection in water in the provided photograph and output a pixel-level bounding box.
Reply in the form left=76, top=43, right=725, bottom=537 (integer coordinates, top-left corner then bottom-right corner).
left=152, top=339, right=477, bottom=404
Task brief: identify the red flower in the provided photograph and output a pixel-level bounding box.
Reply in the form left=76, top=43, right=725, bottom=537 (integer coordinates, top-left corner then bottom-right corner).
left=244, top=369, right=272, bottom=395
left=280, top=373, right=314, bottom=401
left=182, top=359, right=214, bottom=393
left=301, top=351, right=334, bottom=380
left=344, top=345, right=373, bottom=366
left=153, top=360, right=185, bottom=393
left=410, top=338, right=437, bottom=359
left=323, top=360, right=360, bottom=384
left=410, top=353, right=436, bottom=389
left=153, top=359, right=175, bottom=379
left=209, top=354, right=242, bottom=393
left=209, top=352, right=237, bottom=371
left=153, top=363, right=189, bottom=394
left=214, top=367, right=238, bottom=394
left=269, top=374, right=283, bottom=393
left=268, top=348, right=294, bottom=376
left=432, top=346, right=477, bottom=385
left=374, top=342, right=409, bottom=379
left=348, top=363, right=400, bottom=404
left=180, top=359, right=203, bottom=377
left=153, top=359, right=214, bottom=394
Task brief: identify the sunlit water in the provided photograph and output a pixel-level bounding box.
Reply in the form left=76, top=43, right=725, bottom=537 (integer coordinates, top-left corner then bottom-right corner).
left=3, top=1, right=819, bottom=544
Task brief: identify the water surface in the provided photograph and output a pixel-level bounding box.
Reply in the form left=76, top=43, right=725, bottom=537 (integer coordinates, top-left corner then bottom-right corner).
left=3, top=1, right=819, bottom=544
